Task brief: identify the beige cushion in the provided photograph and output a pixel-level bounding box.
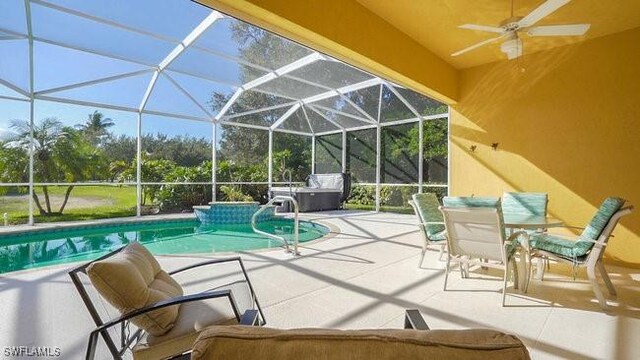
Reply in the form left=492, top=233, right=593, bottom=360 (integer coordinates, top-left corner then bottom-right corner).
left=132, top=281, right=252, bottom=360
left=192, top=326, right=531, bottom=360
left=87, top=242, right=183, bottom=336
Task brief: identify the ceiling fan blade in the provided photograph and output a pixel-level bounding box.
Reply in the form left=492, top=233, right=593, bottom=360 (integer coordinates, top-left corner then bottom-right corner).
left=518, top=0, right=571, bottom=28
left=459, top=24, right=505, bottom=34
left=527, top=24, right=590, bottom=36
left=451, top=35, right=505, bottom=57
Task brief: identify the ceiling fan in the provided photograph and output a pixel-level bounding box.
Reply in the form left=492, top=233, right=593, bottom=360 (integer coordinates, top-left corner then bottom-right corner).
left=451, top=0, right=590, bottom=60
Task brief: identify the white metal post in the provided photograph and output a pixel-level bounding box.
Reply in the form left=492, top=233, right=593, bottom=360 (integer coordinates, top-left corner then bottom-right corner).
left=341, top=129, right=347, bottom=173
left=136, top=113, right=142, bottom=216
left=375, top=124, right=381, bottom=212
left=268, top=129, right=273, bottom=198
left=25, top=0, right=35, bottom=225
left=447, top=105, right=451, bottom=196
left=211, top=123, right=217, bottom=202
left=311, top=134, right=316, bottom=174
left=418, top=117, right=424, bottom=193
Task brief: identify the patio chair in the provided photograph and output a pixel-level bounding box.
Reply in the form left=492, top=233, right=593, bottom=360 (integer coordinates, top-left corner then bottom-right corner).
left=519, top=197, right=633, bottom=309
left=408, top=193, right=447, bottom=267
left=68, top=242, right=265, bottom=360
left=440, top=197, right=526, bottom=306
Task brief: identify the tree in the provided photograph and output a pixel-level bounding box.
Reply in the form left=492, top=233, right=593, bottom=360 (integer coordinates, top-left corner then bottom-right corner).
left=5, top=118, right=95, bottom=215
left=76, top=110, right=114, bottom=146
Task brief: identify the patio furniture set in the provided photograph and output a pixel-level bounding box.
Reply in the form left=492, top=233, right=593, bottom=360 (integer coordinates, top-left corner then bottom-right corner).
left=409, top=192, right=633, bottom=309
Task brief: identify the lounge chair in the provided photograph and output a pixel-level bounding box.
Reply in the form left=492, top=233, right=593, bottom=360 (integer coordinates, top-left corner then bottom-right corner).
left=408, top=193, right=447, bottom=267
left=190, top=310, right=531, bottom=360
left=440, top=196, right=526, bottom=306
left=68, top=242, right=264, bottom=360
left=519, top=197, right=633, bottom=309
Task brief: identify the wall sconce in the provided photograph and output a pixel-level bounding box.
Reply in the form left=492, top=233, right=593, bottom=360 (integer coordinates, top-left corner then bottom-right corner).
left=491, top=142, right=499, bottom=151
left=469, top=145, right=477, bottom=152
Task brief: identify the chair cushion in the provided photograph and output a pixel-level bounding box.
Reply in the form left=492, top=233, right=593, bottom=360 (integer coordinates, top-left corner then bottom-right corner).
left=430, top=230, right=447, bottom=242
left=502, top=192, right=548, bottom=216
left=132, top=281, right=252, bottom=360
left=86, top=242, right=183, bottom=336
left=579, top=197, right=625, bottom=240
left=529, top=234, right=592, bottom=259
left=191, top=326, right=531, bottom=360
left=412, top=193, right=445, bottom=236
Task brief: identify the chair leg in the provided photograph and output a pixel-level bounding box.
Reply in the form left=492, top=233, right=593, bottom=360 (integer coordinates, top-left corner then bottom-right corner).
left=597, top=261, right=617, bottom=296
left=587, top=263, right=608, bottom=309
left=512, top=258, right=519, bottom=291
left=438, top=245, right=445, bottom=261
left=502, top=264, right=509, bottom=307
left=443, top=255, right=451, bottom=291
left=418, top=247, right=426, bottom=268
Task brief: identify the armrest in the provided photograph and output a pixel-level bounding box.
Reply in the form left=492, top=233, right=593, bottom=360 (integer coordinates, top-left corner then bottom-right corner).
left=168, top=257, right=242, bottom=276
left=404, top=309, right=429, bottom=330
left=507, top=231, right=529, bottom=250
left=85, top=289, right=239, bottom=360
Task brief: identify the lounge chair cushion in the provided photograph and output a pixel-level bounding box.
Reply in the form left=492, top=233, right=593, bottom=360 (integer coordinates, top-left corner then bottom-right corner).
left=191, top=326, right=531, bottom=360
left=579, top=197, right=625, bottom=240
left=132, top=281, right=252, bottom=360
left=412, top=193, right=445, bottom=236
left=87, top=242, right=183, bottom=336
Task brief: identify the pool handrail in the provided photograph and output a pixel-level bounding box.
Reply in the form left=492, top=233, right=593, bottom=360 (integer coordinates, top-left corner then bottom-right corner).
left=251, top=195, right=300, bottom=256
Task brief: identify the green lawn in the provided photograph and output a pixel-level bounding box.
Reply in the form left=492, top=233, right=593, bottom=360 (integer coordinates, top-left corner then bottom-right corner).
left=0, top=185, right=137, bottom=224
left=344, top=203, right=414, bottom=214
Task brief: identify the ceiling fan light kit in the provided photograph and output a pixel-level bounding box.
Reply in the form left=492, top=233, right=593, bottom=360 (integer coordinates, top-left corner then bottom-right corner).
left=451, top=0, right=590, bottom=60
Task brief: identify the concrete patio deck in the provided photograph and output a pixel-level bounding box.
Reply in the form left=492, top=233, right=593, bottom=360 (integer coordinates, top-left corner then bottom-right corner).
left=1, top=210, right=639, bottom=359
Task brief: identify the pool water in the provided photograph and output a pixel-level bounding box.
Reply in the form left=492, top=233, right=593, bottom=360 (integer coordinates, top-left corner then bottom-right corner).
left=0, top=219, right=329, bottom=274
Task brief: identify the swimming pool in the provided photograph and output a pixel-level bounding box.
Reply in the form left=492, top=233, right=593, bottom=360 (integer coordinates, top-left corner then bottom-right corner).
left=0, top=218, right=330, bottom=274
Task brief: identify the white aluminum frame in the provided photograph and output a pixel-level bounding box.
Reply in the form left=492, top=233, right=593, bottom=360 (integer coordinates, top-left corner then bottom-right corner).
left=0, top=0, right=449, bottom=224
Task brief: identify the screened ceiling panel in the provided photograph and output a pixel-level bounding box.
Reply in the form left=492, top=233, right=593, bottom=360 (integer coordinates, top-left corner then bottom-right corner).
left=40, top=0, right=211, bottom=40
left=168, top=47, right=267, bottom=86
left=46, top=72, right=154, bottom=109
left=308, top=105, right=371, bottom=129
left=165, top=70, right=235, bottom=115
left=277, top=108, right=311, bottom=133
left=224, top=107, right=289, bottom=127
left=304, top=107, right=340, bottom=134
left=31, top=2, right=175, bottom=65
left=145, top=74, right=210, bottom=119
left=286, top=60, right=373, bottom=89
left=34, top=41, right=149, bottom=92
left=393, top=86, right=448, bottom=116
left=0, top=0, right=27, bottom=35
left=227, top=90, right=293, bottom=116
left=195, top=17, right=313, bottom=71
left=254, top=77, right=326, bottom=100
left=380, top=85, right=415, bottom=122
left=0, top=84, right=27, bottom=99
left=310, top=95, right=370, bottom=120
left=0, top=39, right=30, bottom=92
left=343, top=85, right=381, bottom=120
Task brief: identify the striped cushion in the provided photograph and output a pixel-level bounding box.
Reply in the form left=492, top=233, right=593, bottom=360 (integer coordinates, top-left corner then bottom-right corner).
left=579, top=197, right=626, bottom=240
left=529, top=234, right=592, bottom=259
left=412, top=193, right=445, bottom=236
left=429, top=230, right=447, bottom=242
left=502, top=192, right=548, bottom=216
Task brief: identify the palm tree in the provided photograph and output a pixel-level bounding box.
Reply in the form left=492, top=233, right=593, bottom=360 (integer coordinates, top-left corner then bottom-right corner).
left=76, top=110, right=114, bottom=146
left=7, top=118, right=93, bottom=215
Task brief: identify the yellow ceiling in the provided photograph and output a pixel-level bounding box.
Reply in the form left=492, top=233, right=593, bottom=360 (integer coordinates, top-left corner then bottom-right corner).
left=355, top=0, right=640, bottom=69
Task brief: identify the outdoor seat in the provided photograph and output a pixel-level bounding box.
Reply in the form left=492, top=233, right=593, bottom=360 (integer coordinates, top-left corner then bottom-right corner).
left=190, top=310, right=531, bottom=360
left=68, top=242, right=265, bottom=360
left=408, top=193, right=447, bottom=267
left=519, top=197, right=633, bottom=309
left=440, top=196, right=526, bottom=306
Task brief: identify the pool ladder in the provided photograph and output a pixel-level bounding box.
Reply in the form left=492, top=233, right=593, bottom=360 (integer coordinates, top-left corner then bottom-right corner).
left=251, top=195, right=300, bottom=256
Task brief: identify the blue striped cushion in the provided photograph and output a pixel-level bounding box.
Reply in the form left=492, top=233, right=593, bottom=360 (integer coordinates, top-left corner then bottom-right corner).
left=529, top=233, right=592, bottom=259
left=412, top=193, right=445, bottom=236
left=580, top=197, right=625, bottom=240
left=502, top=192, right=548, bottom=216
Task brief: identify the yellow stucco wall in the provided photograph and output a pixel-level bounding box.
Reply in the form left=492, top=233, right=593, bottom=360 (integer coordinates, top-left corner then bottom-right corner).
left=451, top=27, right=640, bottom=267
left=196, top=0, right=458, bottom=103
